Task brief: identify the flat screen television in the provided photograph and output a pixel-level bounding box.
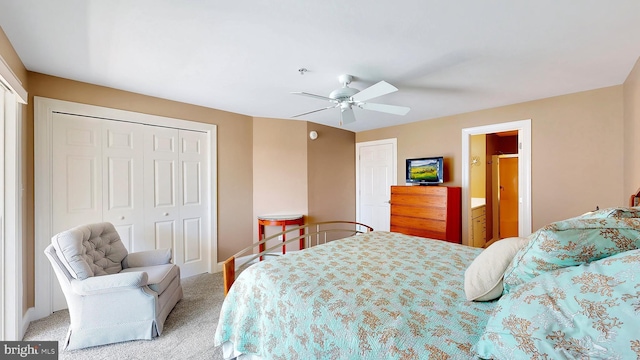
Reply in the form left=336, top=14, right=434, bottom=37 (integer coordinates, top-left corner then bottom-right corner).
left=406, top=156, right=444, bottom=185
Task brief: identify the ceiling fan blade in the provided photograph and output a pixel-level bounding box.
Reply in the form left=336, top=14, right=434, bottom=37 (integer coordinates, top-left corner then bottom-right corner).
left=292, top=104, right=338, bottom=118
left=340, top=107, right=356, bottom=126
left=291, top=92, right=335, bottom=102
left=351, top=81, right=398, bottom=102
left=359, top=102, right=411, bottom=116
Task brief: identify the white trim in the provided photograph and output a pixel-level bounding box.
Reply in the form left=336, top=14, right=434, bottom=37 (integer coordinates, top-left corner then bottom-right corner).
left=2, top=89, right=24, bottom=340
left=355, top=138, right=397, bottom=228
left=0, top=55, right=27, bottom=104
left=0, top=81, right=5, bottom=340
left=21, top=308, right=34, bottom=339
left=461, top=120, right=532, bottom=246
left=34, top=97, right=218, bottom=320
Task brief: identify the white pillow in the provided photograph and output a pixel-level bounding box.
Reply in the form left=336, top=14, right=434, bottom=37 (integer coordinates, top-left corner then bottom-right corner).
left=464, top=237, right=529, bottom=301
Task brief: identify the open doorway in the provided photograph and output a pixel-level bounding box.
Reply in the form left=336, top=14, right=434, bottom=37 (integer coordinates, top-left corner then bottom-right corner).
left=470, top=132, right=520, bottom=246
left=461, top=120, right=531, bottom=247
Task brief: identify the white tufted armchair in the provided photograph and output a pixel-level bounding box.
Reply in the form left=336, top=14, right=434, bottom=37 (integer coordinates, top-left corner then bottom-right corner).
left=44, top=222, right=183, bottom=350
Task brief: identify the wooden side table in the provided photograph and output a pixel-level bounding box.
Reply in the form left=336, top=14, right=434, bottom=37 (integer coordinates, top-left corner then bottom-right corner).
left=258, top=215, right=305, bottom=259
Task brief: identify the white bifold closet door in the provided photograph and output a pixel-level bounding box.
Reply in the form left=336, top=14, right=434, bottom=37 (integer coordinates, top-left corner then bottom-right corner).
left=50, top=112, right=209, bottom=311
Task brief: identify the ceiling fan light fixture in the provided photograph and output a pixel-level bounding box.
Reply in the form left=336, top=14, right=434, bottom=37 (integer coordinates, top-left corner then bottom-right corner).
left=329, top=86, right=359, bottom=101
left=291, top=73, right=410, bottom=125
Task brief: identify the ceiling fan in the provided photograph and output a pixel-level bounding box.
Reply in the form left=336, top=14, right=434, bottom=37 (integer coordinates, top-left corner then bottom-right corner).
left=291, top=74, right=410, bottom=126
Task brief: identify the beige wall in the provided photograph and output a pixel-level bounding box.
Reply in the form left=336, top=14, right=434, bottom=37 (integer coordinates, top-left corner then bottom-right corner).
left=357, top=86, right=625, bottom=235
left=250, top=119, right=357, bottom=250
left=624, top=57, right=640, bottom=200
left=252, top=118, right=308, bottom=250
left=307, top=122, right=356, bottom=225
left=250, top=119, right=356, bottom=251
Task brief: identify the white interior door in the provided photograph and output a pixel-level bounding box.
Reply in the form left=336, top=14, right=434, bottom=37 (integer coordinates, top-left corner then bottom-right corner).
left=356, top=139, right=397, bottom=231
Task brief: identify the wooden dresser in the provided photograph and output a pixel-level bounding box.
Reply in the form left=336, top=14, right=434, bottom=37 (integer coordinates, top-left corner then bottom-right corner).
left=390, top=185, right=462, bottom=243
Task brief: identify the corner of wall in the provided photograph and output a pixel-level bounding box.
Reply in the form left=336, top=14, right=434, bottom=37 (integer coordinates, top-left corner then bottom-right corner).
left=0, top=26, right=28, bottom=90
left=623, top=56, right=640, bottom=198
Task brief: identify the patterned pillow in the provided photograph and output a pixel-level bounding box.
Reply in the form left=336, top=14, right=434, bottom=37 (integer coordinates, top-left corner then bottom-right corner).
left=502, top=217, right=640, bottom=292
left=475, top=249, right=640, bottom=359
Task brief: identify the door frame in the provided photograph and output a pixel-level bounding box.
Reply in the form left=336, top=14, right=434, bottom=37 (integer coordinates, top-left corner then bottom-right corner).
left=33, top=97, right=218, bottom=320
left=461, top=120, right=531, bottom=246
left=355, top=138, right=397, bottom=228
left=0, top=61, right=27, bottom=340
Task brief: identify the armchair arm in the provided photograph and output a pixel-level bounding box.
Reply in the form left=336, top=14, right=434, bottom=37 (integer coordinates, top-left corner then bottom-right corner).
left=122, top=248, right=172, bottom=268
left=71, top=271, right=149, bottom=295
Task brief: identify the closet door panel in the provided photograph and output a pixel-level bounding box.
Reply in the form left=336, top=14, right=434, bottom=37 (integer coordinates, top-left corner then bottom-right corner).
left=183, top=218, right=201, bottom=263
left=51, top=113, right=103, bottom=311
left=51, top=113, right=103, bottom=235
left=144, top=127, right=181, bottom=254
left=178, top=130, right=209, bottom=276
left=154, top=220, right=176, bottom=251
left=103, top=122, right=145, bottom=252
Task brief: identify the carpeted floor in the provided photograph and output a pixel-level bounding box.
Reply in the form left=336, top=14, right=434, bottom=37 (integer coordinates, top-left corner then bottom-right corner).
left=23, top=272, right=226, bottom=360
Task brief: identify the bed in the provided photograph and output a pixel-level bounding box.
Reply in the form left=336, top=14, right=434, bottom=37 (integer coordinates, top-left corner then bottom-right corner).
left=214, top=199, right=640, bottom=359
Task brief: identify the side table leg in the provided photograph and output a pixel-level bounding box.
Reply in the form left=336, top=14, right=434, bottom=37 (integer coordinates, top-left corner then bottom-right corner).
left=299, top=228, right=305, bottom=250
left=259, top=224, right=264, bottom=261
left=281, top=224, right=286, bottom=255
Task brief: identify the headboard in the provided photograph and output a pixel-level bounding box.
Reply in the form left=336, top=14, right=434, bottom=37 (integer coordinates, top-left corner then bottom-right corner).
left=630, top=188, right=640, bottom=207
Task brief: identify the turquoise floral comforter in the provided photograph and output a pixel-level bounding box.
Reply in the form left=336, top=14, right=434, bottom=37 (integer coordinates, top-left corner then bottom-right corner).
left=214, top=231, right=494, bottom=359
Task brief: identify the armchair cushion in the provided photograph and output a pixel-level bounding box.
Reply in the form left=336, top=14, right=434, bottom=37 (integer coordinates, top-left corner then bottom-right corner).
left=70, top=271, right=149, bottom=295
left=52, top=222, right=128, bottom=280
left=121, top=263, right=178, bottom=295
left=123, top=248, right=172, bottom=268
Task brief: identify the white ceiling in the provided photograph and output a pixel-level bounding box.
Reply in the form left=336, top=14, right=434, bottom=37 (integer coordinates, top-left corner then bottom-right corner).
left=1, top=0, right=640, bottom=132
